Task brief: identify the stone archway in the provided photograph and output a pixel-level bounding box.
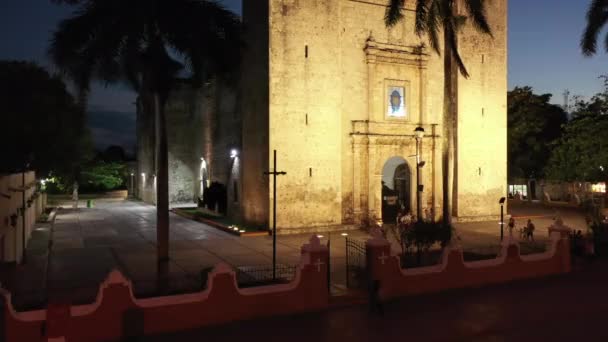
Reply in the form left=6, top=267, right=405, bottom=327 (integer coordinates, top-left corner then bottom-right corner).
left=381, top=156, right=412, bottom=224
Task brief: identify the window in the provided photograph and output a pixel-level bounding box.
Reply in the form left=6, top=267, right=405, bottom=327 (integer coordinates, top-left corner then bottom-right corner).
left=508, top=184, right=528, bottom=198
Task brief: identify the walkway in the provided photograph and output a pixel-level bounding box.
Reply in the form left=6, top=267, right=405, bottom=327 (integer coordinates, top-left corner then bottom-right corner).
left=1, top=199, right=587, bottom=311
left=5, top=200, right=368, bottom=310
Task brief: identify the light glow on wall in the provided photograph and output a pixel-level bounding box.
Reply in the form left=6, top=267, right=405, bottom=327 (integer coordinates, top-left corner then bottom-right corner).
left=592, top=182, right=606, bottom=193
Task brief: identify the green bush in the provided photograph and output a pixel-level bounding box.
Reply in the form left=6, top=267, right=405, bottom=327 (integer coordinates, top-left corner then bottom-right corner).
left=396, top=221, right=453, bottom=267
left=79, top=161, right=127, bottom=192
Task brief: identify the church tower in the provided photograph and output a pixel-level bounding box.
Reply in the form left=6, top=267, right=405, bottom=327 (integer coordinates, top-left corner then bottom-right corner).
left=241, top=0, right=507, bottom=232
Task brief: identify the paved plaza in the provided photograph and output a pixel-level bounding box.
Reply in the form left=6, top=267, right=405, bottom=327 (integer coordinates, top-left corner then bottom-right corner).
left=0, top=199, right=588, bottom=311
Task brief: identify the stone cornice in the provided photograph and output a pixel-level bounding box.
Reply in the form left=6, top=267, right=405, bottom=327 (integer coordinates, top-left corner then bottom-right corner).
left=365, top=38, right=429, bottom=67
left=347, top=0, right=416, bottom=11
left=351, top=120, right=440, bottom=136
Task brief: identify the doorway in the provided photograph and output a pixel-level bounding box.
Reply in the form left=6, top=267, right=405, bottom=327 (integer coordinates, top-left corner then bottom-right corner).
left=381, top=156, right=412, bottom=223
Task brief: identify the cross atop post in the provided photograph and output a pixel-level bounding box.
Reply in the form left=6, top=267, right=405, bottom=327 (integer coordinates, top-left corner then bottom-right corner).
left=379, top=252, right=389, bottom=265
left=314, top=258, right=325, bottom=272
left=263, top=150, right=287, bottom=280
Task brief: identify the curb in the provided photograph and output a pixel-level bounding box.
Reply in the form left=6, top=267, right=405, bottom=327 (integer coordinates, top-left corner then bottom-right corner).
left=172, top=209, right=269, bottom=238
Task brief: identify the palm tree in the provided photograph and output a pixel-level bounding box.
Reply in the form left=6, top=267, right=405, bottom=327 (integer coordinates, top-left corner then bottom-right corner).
left=385, top=0, right=492, bottom=224
left=49, top=0, right=241, bottom=266
left=582, top=0, right=608, bottom=56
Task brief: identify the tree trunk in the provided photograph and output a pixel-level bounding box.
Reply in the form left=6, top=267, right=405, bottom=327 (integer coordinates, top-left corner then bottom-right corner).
left=442, top=9, right=459, bottom=226
left=442, top=52, right=455, bottom=225
left=154, top=92, right=170, bottom=264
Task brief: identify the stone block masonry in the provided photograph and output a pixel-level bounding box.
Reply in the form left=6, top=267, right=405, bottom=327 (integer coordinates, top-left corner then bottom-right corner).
left=238, top=0, right=508, bottom=231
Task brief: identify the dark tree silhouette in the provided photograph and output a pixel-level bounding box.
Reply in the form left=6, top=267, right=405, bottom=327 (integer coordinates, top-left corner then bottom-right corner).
left=0, top=60, right=91, bottom=176
left=49, top=0, right=241, bottom=265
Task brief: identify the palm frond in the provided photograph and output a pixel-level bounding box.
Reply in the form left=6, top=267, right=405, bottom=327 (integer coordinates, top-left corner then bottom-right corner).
left=463, top=0, right=492, bottom=36
left=582, top=0, right=608, bottom=56
left=414, top=0, right=430, bottom=34
left=445, top=23, right=470, bottom=78
left=425, top=0, right=441, bottom=54
left=385, top=0, right=405, bottom=28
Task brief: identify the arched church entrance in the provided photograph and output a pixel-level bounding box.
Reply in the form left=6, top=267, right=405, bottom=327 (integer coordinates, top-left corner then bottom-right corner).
left=381, top=156, right=412, bottom=224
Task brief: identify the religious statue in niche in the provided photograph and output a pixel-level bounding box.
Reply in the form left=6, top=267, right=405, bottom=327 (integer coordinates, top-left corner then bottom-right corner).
left=387, top=86, right=406, bottom=118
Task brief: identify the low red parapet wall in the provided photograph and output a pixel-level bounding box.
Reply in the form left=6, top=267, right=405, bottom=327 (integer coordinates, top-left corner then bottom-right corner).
left=366, top=233, right=571, bottom=300
left=3, top=236, right=329, bottom=342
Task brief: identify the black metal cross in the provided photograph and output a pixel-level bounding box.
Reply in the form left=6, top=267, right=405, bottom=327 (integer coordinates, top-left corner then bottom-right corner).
left=263, top=150, right=287, bottom=280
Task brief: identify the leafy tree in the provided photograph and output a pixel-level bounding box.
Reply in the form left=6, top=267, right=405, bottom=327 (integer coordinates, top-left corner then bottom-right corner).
left=49, top=0, right=241, bottom=264
left=0, top=60, right=91, bottom=177
left=386, top=0, right=493, bottom=223
left=546, top=83, right=608, bottom=182
left=508, top=87, right=568, bottom=179
left=101, top=145, right=127, bottom=163
left=80, top=161, right=127, bottom=192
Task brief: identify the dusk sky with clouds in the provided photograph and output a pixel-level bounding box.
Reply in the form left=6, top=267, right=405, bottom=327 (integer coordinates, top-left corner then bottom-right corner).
left=0, top=0, right=606, bottom=152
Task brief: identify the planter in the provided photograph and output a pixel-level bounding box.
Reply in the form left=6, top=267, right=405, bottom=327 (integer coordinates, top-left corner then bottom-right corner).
left=172, top=209, right=268, bottom=237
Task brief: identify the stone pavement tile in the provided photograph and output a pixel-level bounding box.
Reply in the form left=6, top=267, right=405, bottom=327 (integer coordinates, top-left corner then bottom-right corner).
left=170, top=249, right=216, bottom=261
left=52, top=230, right=81, bottom=239
left=83, top=236, right=125, bottom=248
left=219, top=253, right=272, bottom=266
left=173, top=258, right=223, bottom=276
left=52, top=238, right=84, bottom=249
left=52, top=224, right=81, bottom=233
left=116, top=257, right=186, bottom=282
left=248, top=242, right=299, bottom=254
left=169, top=240, right=201, bottom=250
left=194, top=239, right=254, bottom=255
left=82, top=228, right=118, bottom=237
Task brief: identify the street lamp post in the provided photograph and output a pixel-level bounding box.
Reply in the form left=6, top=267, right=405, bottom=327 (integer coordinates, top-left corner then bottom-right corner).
left=499, top=197, right=506, bottom=241
left=414, top=127, right=425, bottom=220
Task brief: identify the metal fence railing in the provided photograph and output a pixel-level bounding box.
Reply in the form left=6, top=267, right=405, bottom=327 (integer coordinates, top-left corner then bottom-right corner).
left=233, top=264, right=298, bottom=288
left=345, top=237, right=368, bottom=290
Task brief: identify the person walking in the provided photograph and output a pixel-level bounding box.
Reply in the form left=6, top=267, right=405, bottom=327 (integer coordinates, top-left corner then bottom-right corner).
left=526, top=219, right=535, bottom=241
left=508, top=217, right=515, bottom=238
left=72, top=181, right=79, bottom=209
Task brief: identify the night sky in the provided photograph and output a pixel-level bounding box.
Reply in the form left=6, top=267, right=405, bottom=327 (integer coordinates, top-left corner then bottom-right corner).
left=0, top=0, right=605, bottom=152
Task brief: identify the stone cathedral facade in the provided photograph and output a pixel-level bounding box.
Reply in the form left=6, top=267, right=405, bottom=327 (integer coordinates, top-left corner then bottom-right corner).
left=137, top=0, right=507, bottom=234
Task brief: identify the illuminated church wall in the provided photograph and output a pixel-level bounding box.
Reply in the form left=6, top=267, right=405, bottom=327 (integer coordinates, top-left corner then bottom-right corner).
left=240, top=0, right=507, bottom=231
left=136, top=82, right=241, bottom=216
left=136, top=0, right=507, bottom=231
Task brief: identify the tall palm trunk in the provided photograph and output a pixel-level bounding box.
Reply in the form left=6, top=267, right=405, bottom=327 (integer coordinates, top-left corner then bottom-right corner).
left=154, top=92, right=170, bottom=263
left=442, top=7, right=459, bottom=226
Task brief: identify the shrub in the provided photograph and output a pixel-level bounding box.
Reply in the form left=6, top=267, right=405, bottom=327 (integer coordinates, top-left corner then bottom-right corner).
left=391, top=221, right=453, bottom=267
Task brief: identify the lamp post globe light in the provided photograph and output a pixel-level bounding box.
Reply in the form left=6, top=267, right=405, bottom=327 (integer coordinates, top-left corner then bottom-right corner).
left=414, top=126, right=425, bottom=220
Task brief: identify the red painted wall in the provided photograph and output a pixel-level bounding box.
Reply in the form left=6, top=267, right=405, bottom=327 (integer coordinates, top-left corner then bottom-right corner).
left=3, top=240, right=329, bottom=342
left=366, top=237, right=571, bottom=300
